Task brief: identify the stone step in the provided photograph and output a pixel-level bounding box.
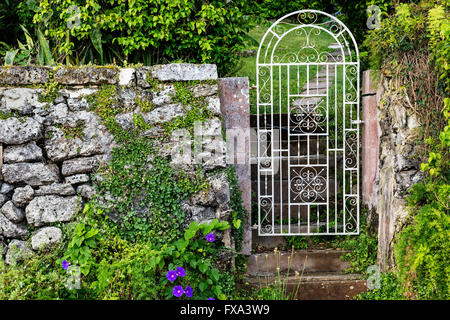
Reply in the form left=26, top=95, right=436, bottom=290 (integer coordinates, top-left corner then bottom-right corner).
left=328, top=43, right=341, bottom=50
left=316, top=70, right=336, bottom=78
left=246, top=249, right=351, bottom=276
left=252, top=222, right=344, bottom=240
left=251, top=223, right=347, bottom=250
left=300, top=87, right=328, bottom=95
left=303, top=81, right=332, bottom=91
left=241, top=273, right=367, bottom=300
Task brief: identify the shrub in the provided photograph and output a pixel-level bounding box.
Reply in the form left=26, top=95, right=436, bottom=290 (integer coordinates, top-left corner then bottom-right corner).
left=395, top=181, right=450, bottom=300
left=356, top=272, right=406, bottom=300
left=365, top=0, right=449, bottom=300
left=32, top=0, right=249, bottom=74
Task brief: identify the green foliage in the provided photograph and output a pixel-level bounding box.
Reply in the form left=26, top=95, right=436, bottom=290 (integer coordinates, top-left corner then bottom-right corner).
left=32, top=0, right=250, bottom=74
left=333, top=227, right=378, bottom=274
left=38, top=78, right=60, bottom=103
left=227, top=166, right=248, bottom=252
left=0, top=111, right=15, bottom=120
left=0, top=0, right=36, bottom=54
left=242, top=0, right=395, bottom=45
left=56, top=120, right=85, bottom=139
left=394, top=180, right=450, bottom=300
left=356, top=272, right=406, bottom=300
left=94, top=137, right=206, bottom=244
left=154, top=220, right=232, bottom=300
left=163, top=81, right=215, bottom=134
left=0, top=250, right=73, bottom=300
left=134, top=95, right=154, bottom=113
left=1, top=23, right=55, bottom=66
left=285, top=236, right=310, bottom=250
left=364, top=2, right=431, bottom=71
left=64, top=219, right=100, bottom=276
left=363, top=0, right=450, bottom=300
left=87, top=85, right=123, bottom=120
left=364, top=1, right=448, bottom=139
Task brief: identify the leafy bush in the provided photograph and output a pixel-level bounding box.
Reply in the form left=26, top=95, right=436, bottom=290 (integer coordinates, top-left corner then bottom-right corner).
left=31, top=0, right=249, bottom=74
left=394, top=181, right=450, bottom=300
left=356, top=272, right=406, bottom=300
left=364, top=1, right=448, bottom=138
left=242, top=0, right=395, bottom=44
left=364, top=0, right=449, bottom=300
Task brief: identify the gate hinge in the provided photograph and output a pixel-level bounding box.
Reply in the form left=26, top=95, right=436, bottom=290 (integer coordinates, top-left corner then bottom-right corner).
left=352, top=120, right=365, bottom=125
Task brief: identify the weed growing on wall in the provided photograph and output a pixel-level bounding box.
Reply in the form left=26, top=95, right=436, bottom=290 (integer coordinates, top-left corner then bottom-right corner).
left=363, top=0, right=449, bottom=300
left=227, top=166, right=248, bottom=252
left=0, top=71, right=245, bottom=300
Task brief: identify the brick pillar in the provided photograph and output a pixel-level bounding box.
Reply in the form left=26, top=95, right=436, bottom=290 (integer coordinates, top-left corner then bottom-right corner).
left=218, top=77, right=252, bottom=255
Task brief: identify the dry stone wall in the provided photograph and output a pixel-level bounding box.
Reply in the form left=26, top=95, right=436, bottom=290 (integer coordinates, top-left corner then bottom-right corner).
left=0, top=64, right=234, bottom=265
left=362, top=71, right=424, bottom=271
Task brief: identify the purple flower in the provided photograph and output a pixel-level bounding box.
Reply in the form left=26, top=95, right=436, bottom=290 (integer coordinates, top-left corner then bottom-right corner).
left=206, top=233, right=215, bottom=242
left=173, top=285, right=184, bottom=298
left=166, top=270, right=178, bottom=282
left=185, top=285, right=193, bottom=298
left=176, top=266, right=186, bottom=278
left=62, top=259, right=70, bottom=270
left=207, top=297, right=215, bottom=300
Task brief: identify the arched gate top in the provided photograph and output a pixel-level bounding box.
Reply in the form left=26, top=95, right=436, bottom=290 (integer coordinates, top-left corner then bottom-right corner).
left=257, top=10, right=359, bottom=65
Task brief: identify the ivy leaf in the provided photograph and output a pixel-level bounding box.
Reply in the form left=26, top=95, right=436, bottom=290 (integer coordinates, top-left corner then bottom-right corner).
left=85, top=228, right=99, bottom=239
left=232, top=219, right=242, bottom=229
left=184, top=229, right=196, bottom=241
left=210, top=268, right=220, bottom=282
left=175, top=239, right=188, bottom=251
left=199, top=262, right=209, bottom=273
left=199, top=282, right=207, bottom=292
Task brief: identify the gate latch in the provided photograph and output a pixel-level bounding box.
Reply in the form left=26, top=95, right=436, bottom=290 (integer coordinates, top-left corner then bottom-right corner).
left=352, top=120, right=365, bottom=125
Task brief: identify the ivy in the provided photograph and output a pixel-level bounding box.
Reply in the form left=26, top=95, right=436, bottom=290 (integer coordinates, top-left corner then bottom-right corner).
left=227, top=166, right=248, bottom=252
left=56, top=120, right=86, bottom=139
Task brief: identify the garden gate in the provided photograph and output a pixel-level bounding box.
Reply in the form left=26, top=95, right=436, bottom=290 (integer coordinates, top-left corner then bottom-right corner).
left=256, top=10, right=360, bottom=236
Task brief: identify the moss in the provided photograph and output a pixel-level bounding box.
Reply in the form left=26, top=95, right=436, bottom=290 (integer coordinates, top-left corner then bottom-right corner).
left=134, top=95, right=154, bottom=113
left=38, top=80, right=60, bottom=103
left=144, top=71, right=160, bottom=92
left=56, top=120, right=86, bottom=139
left=87, top=85, right=132, bottom=120
left=0, top=111, right=15, bottom=120
left=132, top=113, right=152, bottom=133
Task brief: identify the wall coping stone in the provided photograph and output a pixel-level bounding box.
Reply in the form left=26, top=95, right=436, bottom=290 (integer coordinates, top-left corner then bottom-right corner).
left=0, top=66, right=51, bottom=85
left=0, top=64, right=218, bottom=87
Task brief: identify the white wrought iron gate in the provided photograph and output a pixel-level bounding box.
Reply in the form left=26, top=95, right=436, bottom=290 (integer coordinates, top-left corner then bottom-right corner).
left=256, top=10, right=360, bottom=236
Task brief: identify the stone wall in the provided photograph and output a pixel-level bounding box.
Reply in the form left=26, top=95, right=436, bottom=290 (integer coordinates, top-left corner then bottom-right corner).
left=0, top=64, right=243, bottom=264
left=362, top=70, right=423, bottom=271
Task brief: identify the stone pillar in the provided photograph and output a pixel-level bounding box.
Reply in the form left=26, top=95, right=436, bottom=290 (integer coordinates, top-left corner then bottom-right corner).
left=362, top=70, right=423, bottom=272
left=218, top=77, right=252, bottom=255
left=362, top=70, right=379, bottom=207
left=0, top=143, right=3, bottom=180
left=362, top=70, right=381, bottom=235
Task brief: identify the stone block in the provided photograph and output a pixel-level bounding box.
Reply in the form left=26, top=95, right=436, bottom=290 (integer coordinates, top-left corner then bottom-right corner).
left=0, top=66, right=50, bottom=85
